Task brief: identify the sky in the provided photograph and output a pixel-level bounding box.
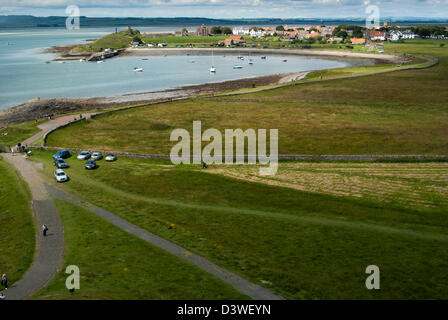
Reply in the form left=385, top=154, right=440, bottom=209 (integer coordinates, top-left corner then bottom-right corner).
left=0, top=0, right=447, bottom=19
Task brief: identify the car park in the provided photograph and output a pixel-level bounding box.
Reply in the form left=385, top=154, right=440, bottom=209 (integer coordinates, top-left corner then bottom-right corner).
left=77, top=151, right=91, bottom=160
left=54, top=158, right=69, bottom=169
left=92, top=152, right=103, bottom=160
left=105, top=154, right=117, bottom=162
left=52, top=149, right=70, bottom=160
left=85, top=159, right=97, bottom=170
left=54, top=169, right=68, bottom=182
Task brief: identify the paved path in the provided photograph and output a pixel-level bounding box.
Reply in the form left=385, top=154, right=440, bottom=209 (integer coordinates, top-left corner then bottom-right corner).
left=46, top=184, right=284, bottom=300
left=23, top=113, right=97, bottom=146
left=1, top=154, right=64, bottom=300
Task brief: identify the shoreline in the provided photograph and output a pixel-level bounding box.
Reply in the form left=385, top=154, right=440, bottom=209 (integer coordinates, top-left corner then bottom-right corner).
left=1, top=47, right=403, bottom=127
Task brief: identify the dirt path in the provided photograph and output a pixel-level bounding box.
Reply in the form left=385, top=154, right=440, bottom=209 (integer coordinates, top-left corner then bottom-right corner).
left=46, top=184, right=285, bottom=300
left=1, top=153, right=64, bottom=300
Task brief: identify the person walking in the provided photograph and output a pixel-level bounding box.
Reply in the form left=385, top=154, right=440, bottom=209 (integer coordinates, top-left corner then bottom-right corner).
left=42, top=224, right=49, bottom=237
left=1, top=274, right=8, bottom=290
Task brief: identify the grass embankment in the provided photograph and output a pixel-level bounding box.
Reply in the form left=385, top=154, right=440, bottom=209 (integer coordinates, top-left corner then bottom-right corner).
left=0, top=157, right=35, bottom=290
left=31, top=150, right=448, bottom=299
left=75, top=29, right=138, bottom=53
left=46, top=40, right=448, bottom=155
left=34, top=199, right=246, bottom=300
left=0, top=119, right=46, bottom=147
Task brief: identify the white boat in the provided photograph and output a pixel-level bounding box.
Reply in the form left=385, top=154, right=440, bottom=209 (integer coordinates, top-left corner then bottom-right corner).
left=233, top=65, right=243, bottom=69
left=133, top=67, right=143, bottom=72
left=79, top=58, right=85, bottom=62
left=210, top=50, right=216, bottom=73
left=97, top=60, right=104, bottom=64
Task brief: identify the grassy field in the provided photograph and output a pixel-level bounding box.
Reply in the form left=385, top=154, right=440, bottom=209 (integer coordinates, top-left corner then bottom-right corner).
left=33, top=199, right=246, bottom=300
left=0, top=157, right=35, bottom=290
left=30, top=150, right=448, bottom=299
left=46, top=40, right=448, bottom=155
left=0, top=119, right=46, bottom=147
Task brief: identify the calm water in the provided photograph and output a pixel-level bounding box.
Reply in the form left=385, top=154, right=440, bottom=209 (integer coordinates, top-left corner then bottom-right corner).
left=0, top=28, right=374, bottom=110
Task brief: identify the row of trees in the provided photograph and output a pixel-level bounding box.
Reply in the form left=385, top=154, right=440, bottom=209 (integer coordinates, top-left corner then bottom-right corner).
left=210, top=26, right=232, bottom=35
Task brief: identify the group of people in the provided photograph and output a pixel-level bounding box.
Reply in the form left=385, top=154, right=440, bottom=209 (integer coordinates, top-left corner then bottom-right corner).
left=0, top=274, right=8, bottom=300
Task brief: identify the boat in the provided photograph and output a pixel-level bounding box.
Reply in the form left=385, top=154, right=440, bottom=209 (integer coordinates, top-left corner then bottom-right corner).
left=141, top=58, right=149, bottom=60
left=261, top=56, right=267, bottom=59
left=79, top=58, right=86, bottom=62
left=233, top=65, right=243, bottom=69
left=282, top=59, right=288, bottom=62
left=210, top=50, right=216, bottom=73
left=249, top=61, right=253, bottom=65
left=97, top=60, right=104, bottom=64
left=133, top=67, right=143, bottom=72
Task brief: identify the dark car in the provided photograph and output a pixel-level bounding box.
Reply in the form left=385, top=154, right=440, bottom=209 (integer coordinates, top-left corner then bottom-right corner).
left=53, top=149, right=70, bottom=160
left=54, top=158, right=69, bottom=169
left=85, top=159, right=97, bottom=170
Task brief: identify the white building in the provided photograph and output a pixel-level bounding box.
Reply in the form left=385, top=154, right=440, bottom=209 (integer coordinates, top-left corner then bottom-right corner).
left=249, top=29, right=266, bottom=38
left=401, top=30, right=419, bottom=39
left=233, top=27, right=250, bottom=36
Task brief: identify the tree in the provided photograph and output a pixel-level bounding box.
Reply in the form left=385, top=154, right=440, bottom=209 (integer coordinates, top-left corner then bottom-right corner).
left=210, top=26, right=222, bottom=34
left=222, top=27, right=232, bottom=35
left=276, top=25, right=285, bottom=31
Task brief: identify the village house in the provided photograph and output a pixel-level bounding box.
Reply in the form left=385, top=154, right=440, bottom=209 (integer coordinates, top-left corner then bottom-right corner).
left=220, top=36, right=246, bottom=47
left=369, top=30, right=386, bottom=41
left=351, top=37, right=366, bottom=45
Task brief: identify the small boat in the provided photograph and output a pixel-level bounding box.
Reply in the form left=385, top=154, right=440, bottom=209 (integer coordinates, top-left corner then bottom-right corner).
left=133, top=67, right=143, bottom=72
left=210, top=50, right=216, bottom=73
left=141, top=58, right=149, bottom=60
left=189, top=60, right=196, bottom=63
left=249, top=61, right=253, bottom=65
left=43, top=61, right=50, bottom=64
left=79, top=58, right=85, bottom=62
left=282, top=59, right=288, bottom=62
left=97, top=60, right=104, bottom=64
left=58, top=61, right=65, bottom=64
left=261, top=56, right=267, bottom=59
left=233, top=65, right=243, bottom=69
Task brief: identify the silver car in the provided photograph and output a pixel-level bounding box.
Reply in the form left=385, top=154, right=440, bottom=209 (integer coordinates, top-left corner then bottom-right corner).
left=54, top=169, right=68, bottom=183
left=92, top=152, right=103, bottom=160
left=77, top=151, right=91, bottom=160
left=105, top=154, right=117, bottom=162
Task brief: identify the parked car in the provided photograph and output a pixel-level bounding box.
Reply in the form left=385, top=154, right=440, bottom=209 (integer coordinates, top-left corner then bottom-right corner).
left=54, top=169, right=68, bottom=182
left=91, top=152, right=103, bottom=160
left=52, top=149, right=70, bottom=160
left=105, top=154, right=117, bottom=162
left=77, top=151, right=91, bottom=160
left=54, top=158, right=69, bottom=169
left=85, top=159, right=97, bottom=170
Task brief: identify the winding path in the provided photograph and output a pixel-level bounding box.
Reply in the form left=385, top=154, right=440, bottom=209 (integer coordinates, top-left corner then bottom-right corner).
left=2, top=153, right=283, bottom=300
left=1, top=153, right=64, bottom=300
left=46, top=184, right=284, bottom=300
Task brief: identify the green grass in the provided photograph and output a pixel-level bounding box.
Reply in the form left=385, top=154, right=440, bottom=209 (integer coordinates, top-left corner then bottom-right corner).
left=0, top=157, right=35, bottom=290
left=75, top=30, right=137, bottom=53
left=30, top=150, right=448, bottom=299
left=33, top=199, right=247, bottom=300
left=0, top=119, right=46, bottom=147
left=46, top=40, right=448, bottom=155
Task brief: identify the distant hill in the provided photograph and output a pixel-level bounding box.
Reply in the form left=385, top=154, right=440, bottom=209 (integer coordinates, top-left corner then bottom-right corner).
left=0, top=15, right=447, bottom=28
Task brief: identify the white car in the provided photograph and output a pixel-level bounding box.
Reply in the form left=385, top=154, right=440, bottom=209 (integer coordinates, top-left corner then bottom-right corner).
left=105, top=154, right=117, bottom=162
left=54, top=169, right=68, bottom=183
left=92, top=152, right=103, bottom=160
left=77, top=151, right=91, bottom=160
